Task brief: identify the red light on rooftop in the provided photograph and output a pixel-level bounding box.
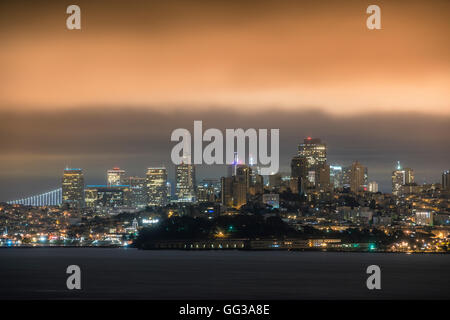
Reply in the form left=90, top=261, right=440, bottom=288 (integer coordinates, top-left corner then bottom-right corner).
left=307, top=137, right=312, bottom=140
left=113, top=167, right=120, bottom=170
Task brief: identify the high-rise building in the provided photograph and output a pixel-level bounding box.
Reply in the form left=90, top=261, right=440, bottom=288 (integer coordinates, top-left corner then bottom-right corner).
left=330, top=165, right=343, bottom=190
left=221, top=176, right=234, bottom=207
left=342, top=166, right=352, bottom=189
left=249, top=167, right=264, bottom=196
left=350, top=161, right=367, bottom=193
left=220, top=164, right=257, bottom=208
left=232, top=165, right=250, bottom=207
left=84, top=185, right=130, bottom=209
left=315, top=163, right=331, bottom=192
left=166, top=181, right=172, bottom=202
left=368, top=181, right=379, bottom=193
left=176, top=163, right=196, bottom=202
left=146, top=167, right=167, bottom=206
left=291, top=156, right=308, bottom=179
left=298, top=137, right=327, bottom=168
left=107, top=167, right=125, bottom=186
left=293, top=137, right=328, bottom=193
left=197, top=180, right=217, bottom=203
left=443, top=170, right=450, bottom=191
left=125, top=176, right=147, bottom=208
left=268, top=172, right=282, bottom=189
left=404, top=167, right=414, bottom=185
left=291, top=156, right=308, bottom=194
left=392, top=161, right=414, bottom=196
left=62, top=168, right=84, bottom=208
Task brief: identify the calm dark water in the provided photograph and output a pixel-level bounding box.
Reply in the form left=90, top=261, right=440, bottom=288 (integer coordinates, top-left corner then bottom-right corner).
left=0, top=248, right=449, bottom=299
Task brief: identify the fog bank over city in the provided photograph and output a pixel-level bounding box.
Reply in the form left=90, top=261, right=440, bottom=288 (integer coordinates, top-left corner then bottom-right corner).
left=0, top=107, right=448, bottom=201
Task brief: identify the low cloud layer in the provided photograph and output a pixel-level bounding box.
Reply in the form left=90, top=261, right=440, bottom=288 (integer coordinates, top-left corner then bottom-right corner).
left=0, top=108, right=448, bottom=201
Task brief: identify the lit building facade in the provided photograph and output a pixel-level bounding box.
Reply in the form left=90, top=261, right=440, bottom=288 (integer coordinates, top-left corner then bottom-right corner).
left=176, top=163, right=196, bottom=202
left=330, top=165, right=343, bottom=190
left=415, top=211, right=434, bottom=226
left=442, top=170, right=450, bottom=191
left=262, top=193, right=280, bottom=209
left=293, top=137, right=329, bottom=194
left=368, top=181, right=379, bottom=193
left=298, top=137, right=327, bottom=168
left=62, top=168, right=84, bottom=208
left=146, top=167, right=168, bottom=206
left=84, top=185, right=130, bottom=208
left=107, top=167, right=125, bottom=186
left=125, top=176, right=147, bottom=208
left=350, top=161, right=368, bottom=193
left=392, top=161, right=414, bottom=196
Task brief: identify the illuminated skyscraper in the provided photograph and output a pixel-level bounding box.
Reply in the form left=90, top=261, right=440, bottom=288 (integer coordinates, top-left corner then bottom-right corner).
left=146, top=167, right=167, bottom=206
left=368, top=181, right=379, bottom=193
left=315, top=163, right=331, bottom=192
left=166, top=181, right=172, bottom=202
left=176, top=163, right=196, bottom=202
left=125, top=176, right=147, bottom=208
left=330, top=165, right=343, bottom=189
left=443, top=170, right=450, bottom=191
left=62, top=168, right=84, bottom=208
left=221, top=176, right=234, bottom=207
left=232, top=164, right=250, bottom=207
left=197, top=180, right=217, bottom=203
left=392, top=161, right=414, bottom=196
left=298, top=137, right=327, bottom=168
left=404, top=167, right=414, bottom=184
left=291, top=155, right=308, bottom=194
left=84, top=185, right=130, bottom=209
left=107, top=167, right=125, bottom=186
left=248, top=167, right=264, bottom=196
left=350, top=161, right=367, bottom=193
left=292, top=138, right=328, bottom=194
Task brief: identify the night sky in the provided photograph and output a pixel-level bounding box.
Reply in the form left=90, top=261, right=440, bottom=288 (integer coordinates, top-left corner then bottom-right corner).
left=0, top=0, right=449, bottom=200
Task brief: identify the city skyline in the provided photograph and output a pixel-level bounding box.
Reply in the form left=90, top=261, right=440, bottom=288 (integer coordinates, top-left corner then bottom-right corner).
left=2, top=133, right=448, bottom=203
left=1, top=0, right=449, bottom=200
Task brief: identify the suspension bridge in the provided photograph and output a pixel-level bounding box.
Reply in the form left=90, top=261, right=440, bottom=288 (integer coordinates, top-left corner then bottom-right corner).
left=7, top=188, right=62, bottom=206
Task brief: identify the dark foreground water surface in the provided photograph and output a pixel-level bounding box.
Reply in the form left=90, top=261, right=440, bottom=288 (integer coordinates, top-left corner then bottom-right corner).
left=0, top=248, right=448, bottom=299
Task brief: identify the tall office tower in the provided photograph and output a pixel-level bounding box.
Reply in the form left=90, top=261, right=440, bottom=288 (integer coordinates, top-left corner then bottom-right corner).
left=297, top=137, right=327, bottom=168
left=342, top=166, right=352, bottom=188
left=315, top=163, right=331, bottom=192
left=176, top=163, right=196, bottom=202
left=146, top=167, right=167, bottom=206
left=291, top=156, right=307, bottom=179
left=443, top=170, right=450, bottom=191
left=330, top=165, right=343, bottom=190
left=107, top=167, right=125, bottom=186
left=249, top=167, right=264, bottom=196
left=166, top=181, right=172, bottom=202
left=125, top=176, right=147, bottom=208
left=232, top=164, right=250, bottom=207
left=235, top=165, right=250, bottom=188
left=62, top=168, right=84, bottom=208
left=221, top=176, right=234, bottom=207
left=368, top=181, right=379, bottom=193
left=392, top=161, right=414, bottom=196
left=291, top=155, right=308, bottom=194
left=268, top=172, right=282, bottom=189
left=350, top=161, right=367, bottom=193
left=197, top=180, right=217, bottom=202
left=404, top=167, right=414, bottom=184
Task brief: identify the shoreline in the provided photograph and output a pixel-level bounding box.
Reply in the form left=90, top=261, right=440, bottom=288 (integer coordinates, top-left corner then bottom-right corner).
left=1, top=246, right=448, bottom=254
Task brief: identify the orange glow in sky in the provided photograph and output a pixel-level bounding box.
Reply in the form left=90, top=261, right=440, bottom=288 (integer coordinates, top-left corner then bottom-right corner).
left=0, top=0, right=449, bottom=115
